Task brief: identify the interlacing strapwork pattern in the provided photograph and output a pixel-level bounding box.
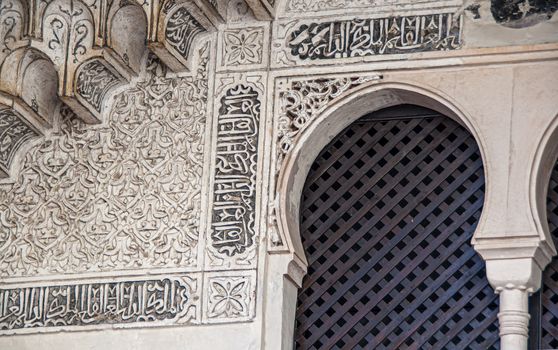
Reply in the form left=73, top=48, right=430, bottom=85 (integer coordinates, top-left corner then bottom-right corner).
left=542, top=162, right=558, bottom=349
left=295, top=109, right=500, bottom=349
left=0, top=50, right=209, bottom=277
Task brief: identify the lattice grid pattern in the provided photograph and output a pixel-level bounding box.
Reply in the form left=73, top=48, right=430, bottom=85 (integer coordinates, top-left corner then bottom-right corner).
left=295, top=108, right=500, bottom=350
left=542, top=161, right=558, bottom=349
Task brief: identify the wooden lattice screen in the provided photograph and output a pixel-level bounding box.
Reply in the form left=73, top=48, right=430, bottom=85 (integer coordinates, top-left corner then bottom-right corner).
left=295, top=105, right=500, bottom=349
left=538, top=161, right=558, bottom=349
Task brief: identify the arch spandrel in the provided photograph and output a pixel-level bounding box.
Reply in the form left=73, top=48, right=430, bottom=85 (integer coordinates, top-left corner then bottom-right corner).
left=274, top=81, right=492, bottom=267
left=529, top=110, right=558, bottom=264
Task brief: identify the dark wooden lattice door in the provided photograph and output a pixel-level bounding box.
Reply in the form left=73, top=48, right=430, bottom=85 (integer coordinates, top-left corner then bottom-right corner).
left=295, top=105, right=500, bottom=350
left=536, top=161, right=558, bottom=349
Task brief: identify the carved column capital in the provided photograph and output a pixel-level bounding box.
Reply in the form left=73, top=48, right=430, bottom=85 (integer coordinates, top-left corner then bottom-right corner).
left=474, top=235, right=554, bottom=284
left=480, top=253, right=544, bottom=350
left=484, top=257, right=543, bottom=294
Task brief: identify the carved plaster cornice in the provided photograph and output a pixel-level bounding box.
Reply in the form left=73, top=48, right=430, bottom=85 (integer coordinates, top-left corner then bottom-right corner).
left=0, top=0, right=237, bottom=178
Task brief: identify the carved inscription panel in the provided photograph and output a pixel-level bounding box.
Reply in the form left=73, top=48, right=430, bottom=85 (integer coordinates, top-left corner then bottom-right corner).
left=0, top=276, right=199, bottom=332
left=0, top=107, right=39, bottom=177
left=273, top=13, right=464, bottom=66
left=75, top=59, right=122, bottom=113
left=207, top=84, right=261, bottom=268
left=284, top=0, right=463, bottom=14
left=165, top=7, right=206, bottom=59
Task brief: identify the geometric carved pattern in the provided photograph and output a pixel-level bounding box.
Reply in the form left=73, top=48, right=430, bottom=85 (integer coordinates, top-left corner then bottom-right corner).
left=209, top=84, right=260, bottom=259
left=204, top=271, right=256, bottom=323
left=0, top=51, right=209, bottom=278
left=222, top=27, right=264, bottom=66
left=295, top=107, right=500, bottom=349
left=541, top=160, right=558, bottom=349
left=0, top=276, right=198, bottom=331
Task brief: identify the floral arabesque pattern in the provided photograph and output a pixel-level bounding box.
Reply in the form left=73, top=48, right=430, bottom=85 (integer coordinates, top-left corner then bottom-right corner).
left=0, top=49, right=210, bottom=277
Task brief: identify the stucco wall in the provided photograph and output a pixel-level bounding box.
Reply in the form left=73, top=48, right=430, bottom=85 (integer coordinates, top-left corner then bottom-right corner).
left=0, top=0, right=557, bottom=349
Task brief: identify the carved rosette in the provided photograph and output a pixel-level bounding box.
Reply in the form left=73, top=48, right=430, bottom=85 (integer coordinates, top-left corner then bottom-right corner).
left=217, top=23, right=269, bottom=72
left=203, top=271, right=256, bottom=323
left=223, top=27, right=264, bottom=66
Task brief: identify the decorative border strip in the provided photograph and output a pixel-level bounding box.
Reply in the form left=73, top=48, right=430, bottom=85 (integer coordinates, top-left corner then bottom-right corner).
left=0, top=276, right=200, bottom=334
left=272, top=12, right=463, bottom=67
left=207, top=83, right=261, bottom=266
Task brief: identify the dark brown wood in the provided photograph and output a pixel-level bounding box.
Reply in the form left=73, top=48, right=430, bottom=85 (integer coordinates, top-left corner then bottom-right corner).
left=295, top=105, right=500, bottom=350
left=540, top=162, right=558, bottom=349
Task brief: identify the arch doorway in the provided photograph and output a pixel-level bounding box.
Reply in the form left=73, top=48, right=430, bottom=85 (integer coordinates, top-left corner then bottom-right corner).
left=294, top=104, right=500, bottom=349
left=531, top=158, right=558, bottom=349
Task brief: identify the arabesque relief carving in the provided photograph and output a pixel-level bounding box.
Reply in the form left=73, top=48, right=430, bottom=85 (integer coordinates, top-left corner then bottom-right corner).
left=268, top=74, right=382, bottom=251
left=277, top=75, right=382, bottom=164
left=0, top=46, right=209, bottom=278
left=0, top=0, right=26, bottom=64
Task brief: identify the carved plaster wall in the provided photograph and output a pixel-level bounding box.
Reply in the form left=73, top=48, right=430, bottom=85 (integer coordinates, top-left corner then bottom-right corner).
left=0, top=0, right=557, bottom=349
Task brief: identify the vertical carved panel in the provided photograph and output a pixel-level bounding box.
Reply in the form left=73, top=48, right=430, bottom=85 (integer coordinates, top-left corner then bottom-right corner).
left=0, top=0, right=25, bottom=65
left=40, top=0, right=96, bottom=68
left=207, top=84, right=261, bottom=267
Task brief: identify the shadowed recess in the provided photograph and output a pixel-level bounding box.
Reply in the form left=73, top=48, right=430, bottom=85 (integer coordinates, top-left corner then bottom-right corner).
left=294, top=104, right=500, bottom=350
